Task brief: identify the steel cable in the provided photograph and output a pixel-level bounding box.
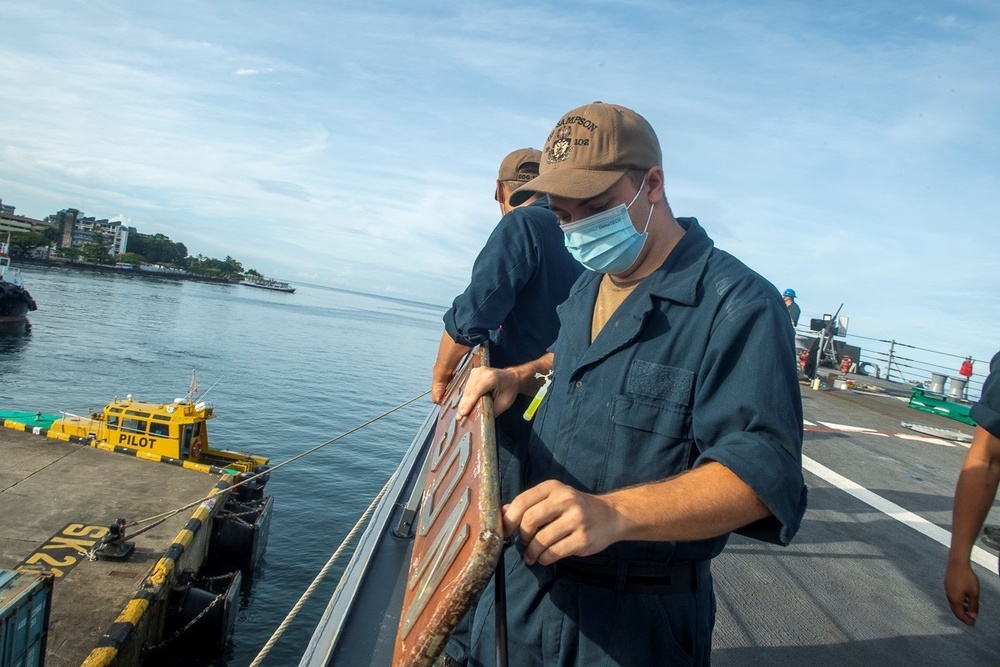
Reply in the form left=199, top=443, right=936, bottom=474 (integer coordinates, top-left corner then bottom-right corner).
left=249, top=471, right=396, bottom=667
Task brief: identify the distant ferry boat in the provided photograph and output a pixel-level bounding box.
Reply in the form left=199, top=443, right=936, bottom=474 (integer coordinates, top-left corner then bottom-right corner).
left=241, top=277, right=295, bottom=293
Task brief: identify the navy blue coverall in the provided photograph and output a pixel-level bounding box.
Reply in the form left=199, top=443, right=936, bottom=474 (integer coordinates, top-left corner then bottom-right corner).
left=466, top=218, right=807, bottom=667
left=443, top=196, right=581, bottom=370
left=443, top=196, right=582, bottom=500
left=442, top=195, right=582, bottom=665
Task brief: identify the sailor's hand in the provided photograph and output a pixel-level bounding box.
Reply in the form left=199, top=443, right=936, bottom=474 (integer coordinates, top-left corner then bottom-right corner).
left=456, top=366, right=520, bottom=419
left=945, top=559, right=980, bottom=625
left=503, top=480, right=624, bottom=566
left=430, top=365, right=453, bottom=405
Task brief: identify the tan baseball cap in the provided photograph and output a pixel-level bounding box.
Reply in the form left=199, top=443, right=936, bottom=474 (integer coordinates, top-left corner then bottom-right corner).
left=497, top=148, right=542, bottom=183
left=509, top=102, right=661, bottom=206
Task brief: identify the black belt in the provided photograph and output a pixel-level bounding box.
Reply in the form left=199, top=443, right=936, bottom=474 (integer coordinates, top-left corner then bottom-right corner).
left=551, top=559, right=710, bottom=594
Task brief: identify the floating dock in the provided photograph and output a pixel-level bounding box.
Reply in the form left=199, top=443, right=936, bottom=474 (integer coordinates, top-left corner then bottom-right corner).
left=0, top=424, right=236, bottom=667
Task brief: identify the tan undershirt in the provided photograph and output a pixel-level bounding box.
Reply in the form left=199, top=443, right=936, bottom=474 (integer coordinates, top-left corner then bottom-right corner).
left=591, top=273, right=642, bottom=342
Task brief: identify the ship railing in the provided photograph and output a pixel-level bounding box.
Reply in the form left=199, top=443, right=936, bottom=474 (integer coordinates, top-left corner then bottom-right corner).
left=59, top=409, right=99, bottom=420
left=793, top=327, right=987, bottom=403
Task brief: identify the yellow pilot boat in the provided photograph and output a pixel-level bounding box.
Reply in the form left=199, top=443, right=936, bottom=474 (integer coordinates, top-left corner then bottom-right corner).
left=47, top=394, right=269, bottom=474
left=3, top=392, right=275, bottom=663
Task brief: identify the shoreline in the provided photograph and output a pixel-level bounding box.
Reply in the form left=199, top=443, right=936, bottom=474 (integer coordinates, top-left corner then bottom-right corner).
left=15, top=256, right=240, bottom=285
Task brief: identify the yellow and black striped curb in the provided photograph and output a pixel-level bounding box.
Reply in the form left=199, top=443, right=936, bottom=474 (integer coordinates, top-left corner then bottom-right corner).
left=80, top=475, right=235, bottom=667
left=1, top=418, right=231, bottom=475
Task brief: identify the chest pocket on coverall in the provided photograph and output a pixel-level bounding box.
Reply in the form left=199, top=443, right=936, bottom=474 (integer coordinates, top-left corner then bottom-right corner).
left=602, top=359, right=694, bottom=491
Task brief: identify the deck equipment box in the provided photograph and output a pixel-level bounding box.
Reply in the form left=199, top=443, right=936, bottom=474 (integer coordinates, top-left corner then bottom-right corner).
left=908, top=387, right=976, bottom=427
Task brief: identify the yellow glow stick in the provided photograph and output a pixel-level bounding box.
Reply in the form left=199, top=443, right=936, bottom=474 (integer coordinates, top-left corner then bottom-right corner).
left=523, top=372, right=552, bottom=421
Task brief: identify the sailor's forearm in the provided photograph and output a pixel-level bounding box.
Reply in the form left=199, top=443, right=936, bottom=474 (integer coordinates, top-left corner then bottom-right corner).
left=507, top=352, right=554, bottom=396
left=432, top=331, right=471, bottom=378
left=604, top=462, right=771, bottom=543
left=949, top=426, right=1000, bottom=562
left=431, top=331, right=473, bottom=404
left=457, top=352, right=555, bottom=419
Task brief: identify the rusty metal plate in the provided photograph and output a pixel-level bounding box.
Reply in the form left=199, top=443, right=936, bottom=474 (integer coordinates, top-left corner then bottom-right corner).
left=392, top=347, right=502, bottom=667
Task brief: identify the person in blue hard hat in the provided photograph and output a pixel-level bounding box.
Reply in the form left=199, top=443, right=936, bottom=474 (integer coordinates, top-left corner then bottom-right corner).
left=783, top=289, right=801, bottom=328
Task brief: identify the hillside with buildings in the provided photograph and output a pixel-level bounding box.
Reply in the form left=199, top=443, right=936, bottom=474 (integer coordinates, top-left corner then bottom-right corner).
left=0, top=197, right=252, bottom=280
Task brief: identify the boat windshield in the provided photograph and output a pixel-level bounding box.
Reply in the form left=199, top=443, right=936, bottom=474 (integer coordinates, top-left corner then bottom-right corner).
left=121, top=417, right=147, bottom=434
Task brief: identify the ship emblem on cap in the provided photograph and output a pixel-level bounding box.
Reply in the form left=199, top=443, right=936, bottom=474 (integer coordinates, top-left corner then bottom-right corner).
left=548, top=127, right=573, bottom=164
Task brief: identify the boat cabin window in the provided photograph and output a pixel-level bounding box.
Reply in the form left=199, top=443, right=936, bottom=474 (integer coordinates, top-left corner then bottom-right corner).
left=149, top=422, right=169, bottom=437
left=121, top=417, right=148, bottom=434
left=107, top=416, right=119, bottom=428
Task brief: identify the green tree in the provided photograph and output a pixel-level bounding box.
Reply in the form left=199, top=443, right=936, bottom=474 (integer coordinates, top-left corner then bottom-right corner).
left=128, top=233, right=187, bottom=265
left=80, top=242, right=111, bottom=264
left=182, top=254, right=245, bottom=279
left=6, top=231, right=50, bottom=258
left=114, top=252, right=145, bottom=265
left=223, top=256, right=243, bottom=276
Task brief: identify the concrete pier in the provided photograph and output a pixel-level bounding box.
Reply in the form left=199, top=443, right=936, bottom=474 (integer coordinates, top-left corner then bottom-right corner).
left=0, top=425, right=231, bottom=667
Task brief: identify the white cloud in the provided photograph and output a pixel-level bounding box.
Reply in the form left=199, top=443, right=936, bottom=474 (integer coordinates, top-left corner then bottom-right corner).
left=0, top=0, right=997, bottom=357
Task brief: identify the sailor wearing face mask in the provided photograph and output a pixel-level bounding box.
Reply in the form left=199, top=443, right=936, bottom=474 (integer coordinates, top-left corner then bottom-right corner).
left=452, top=102, right=806, bottom=666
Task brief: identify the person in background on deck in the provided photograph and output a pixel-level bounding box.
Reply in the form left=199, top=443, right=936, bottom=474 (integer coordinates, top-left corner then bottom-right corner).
left=453, top=102, right=807, bottom=666
left=945, top=350, right=1000, bottom=626
left=783, top=288, right=800, bottom=328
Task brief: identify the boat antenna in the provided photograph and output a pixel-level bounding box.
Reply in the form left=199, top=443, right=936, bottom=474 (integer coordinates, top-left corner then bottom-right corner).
left=196, top=374, right=225, bottom=400
left=183, top=370, right=224, bottom=402
left=185, top=370, right=199, bottom=401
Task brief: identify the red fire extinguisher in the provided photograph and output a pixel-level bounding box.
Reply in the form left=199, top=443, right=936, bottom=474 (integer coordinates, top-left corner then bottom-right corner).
left=841, top=355, right=852, bottom=374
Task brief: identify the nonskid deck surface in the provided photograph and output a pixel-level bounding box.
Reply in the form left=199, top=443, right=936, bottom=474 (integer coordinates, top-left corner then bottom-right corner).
left=0, top=427, right=225, bottom=667
left=712, top=376, right=995, bottom=665
left=304, top=374, right=994, bottom=665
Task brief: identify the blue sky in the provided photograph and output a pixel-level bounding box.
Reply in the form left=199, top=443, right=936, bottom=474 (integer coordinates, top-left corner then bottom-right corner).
left=1, top=1, right=997, bottom=366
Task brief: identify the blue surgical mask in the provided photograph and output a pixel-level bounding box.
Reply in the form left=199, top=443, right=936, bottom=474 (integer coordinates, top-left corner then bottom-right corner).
left=561, top=178, right=654, bottom=274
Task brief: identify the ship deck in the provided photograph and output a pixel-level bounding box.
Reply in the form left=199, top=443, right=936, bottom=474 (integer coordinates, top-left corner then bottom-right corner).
left=303, top=373, right=999, bottom=665
left=713, top=376, right=996, bottom=665
left=0, top=425, right=226, bottom=667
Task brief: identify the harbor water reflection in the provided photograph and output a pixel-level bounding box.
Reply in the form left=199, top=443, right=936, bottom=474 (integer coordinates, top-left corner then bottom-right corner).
left=0, top=265, right=443, bottom=666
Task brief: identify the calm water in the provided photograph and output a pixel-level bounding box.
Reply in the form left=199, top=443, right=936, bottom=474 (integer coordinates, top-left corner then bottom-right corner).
left=0, top=265, right=445, bottom=666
